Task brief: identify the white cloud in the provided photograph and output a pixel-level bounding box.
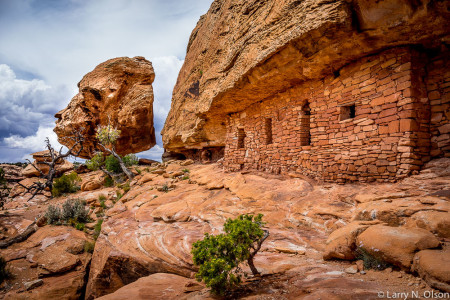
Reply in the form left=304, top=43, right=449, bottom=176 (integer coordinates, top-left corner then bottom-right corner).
left=0, top=64, right=70, bottom=138
left=152, top=56, right=184, bottom=131
left=136, top=144, right=164, bottom=162
left=3, top=125, right=65, bottom=161
left=0, top=0, right=212, bottom=162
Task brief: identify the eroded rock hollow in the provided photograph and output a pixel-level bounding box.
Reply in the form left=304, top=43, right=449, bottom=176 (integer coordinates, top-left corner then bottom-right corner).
left=54, top=56, right=156, bottom=158
left=162, top=0, right=450, bottom=175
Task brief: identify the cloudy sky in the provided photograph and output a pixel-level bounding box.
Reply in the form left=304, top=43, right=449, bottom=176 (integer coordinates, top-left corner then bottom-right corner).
left=0, top=0, right=212, bottom=162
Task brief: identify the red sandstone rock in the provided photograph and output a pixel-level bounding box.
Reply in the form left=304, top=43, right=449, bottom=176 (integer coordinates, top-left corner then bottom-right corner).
left=0, top=164, right=24, bottom=182
left=3, top=158, right=449, bottom=298
left=323, top=221, right=381, bottom=261
left=162, top=0, right=450, bottom=162
left=356, top=225, right=441, bottom=269
left=22, top=150, right=73, bottom=178
left=96, top=273, right=199, bottom=300
left=412, top=249, right=450, bottom=292
left=1, top=226, right=92, bottom=300
left=54, top=56, right=156, bottom=158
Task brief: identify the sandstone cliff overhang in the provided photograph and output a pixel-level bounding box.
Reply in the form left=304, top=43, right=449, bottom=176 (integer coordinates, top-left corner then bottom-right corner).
left=54, top=56, right=156, bottom=158
left=161, top=0, right=450, bottom=153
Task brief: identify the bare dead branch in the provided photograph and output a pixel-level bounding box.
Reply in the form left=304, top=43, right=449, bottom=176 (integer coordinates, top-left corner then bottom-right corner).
left=18, top=128, right=85, bottom=200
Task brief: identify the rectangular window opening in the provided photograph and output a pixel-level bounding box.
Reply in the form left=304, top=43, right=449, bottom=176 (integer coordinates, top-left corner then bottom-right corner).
left=265, top=118, right=273, bottom=145
left=300, top=102, right=311, bottom=146
left=237, top=128, right=246, bottom=149
left=339, top=104, right=356, bottom=121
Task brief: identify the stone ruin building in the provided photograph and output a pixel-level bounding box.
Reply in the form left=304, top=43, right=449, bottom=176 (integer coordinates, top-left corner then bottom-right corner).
left=224, top=46, right=450, bottom=183
left=162, top=0, right=450, bottom=183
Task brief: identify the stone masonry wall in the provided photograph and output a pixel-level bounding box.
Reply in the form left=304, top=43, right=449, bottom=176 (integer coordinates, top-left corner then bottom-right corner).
left=427, top=50, right=450, bottom=158
left=224, top=46, right=449, bottom=183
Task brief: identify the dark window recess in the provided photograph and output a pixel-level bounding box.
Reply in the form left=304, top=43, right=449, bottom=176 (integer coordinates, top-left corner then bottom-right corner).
left=265, top=118, right=273, bottom=144
left=237, top=128, right=246, bottom=149
left=339, top=104, right=356, bottom=121
left=300, top=102, right=311, bottom=146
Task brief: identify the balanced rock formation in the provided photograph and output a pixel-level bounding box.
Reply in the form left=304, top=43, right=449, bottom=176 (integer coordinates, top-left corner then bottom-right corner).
left=54, top=56, right=156, bottom=158
left=22, top=150, right=73, bottom=178
left=162, top=0, right=450, bottom=160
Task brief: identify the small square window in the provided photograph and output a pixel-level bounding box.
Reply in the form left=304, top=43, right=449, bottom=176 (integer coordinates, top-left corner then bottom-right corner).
left=339, top=104, right=356, bottom=121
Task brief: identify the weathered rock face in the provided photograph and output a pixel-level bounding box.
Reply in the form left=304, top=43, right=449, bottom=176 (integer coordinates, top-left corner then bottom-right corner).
left=0, top=164, right=24, bottom=182
left=412, top=249, right=450, bottom=292
left=54, top=56, right=156, bottom=158
left=161, top=0, right=450, bottom=156
left=356, top=225, right=441, bottom=269
left=85, top=158, right=450, bottom=298
left=0, top=226, right=92, bottom=300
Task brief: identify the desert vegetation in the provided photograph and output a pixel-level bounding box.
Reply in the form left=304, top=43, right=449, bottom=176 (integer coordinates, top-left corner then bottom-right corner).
left=51, top=171, right=81, bottom=197
left=192, top=214, right=269, bottom=295
left=45, top=199, right=90, bottom=230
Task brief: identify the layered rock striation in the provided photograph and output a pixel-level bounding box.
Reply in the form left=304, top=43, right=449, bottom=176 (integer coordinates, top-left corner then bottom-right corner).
left=162, top=0, right=450, bottom=158
left=54, top=56, right=156, bottom=158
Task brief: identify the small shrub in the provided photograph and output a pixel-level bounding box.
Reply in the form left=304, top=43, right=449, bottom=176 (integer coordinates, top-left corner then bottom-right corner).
left=84, top=241, right=95, bottom=253
left=105, top=155, right=121, bottom=173
left=123, top=154, right=139, bottom=167
left=75, top=222, right=85, bottom=231
left=135, top=168, right=142, bottom=175
left=0, top=256, right=12, bottom=283
left=161, top=184, right=169, bottom=193
left=98, top=194, right=106, bottom=202
left=104, top=176, right=114, bottom=187
left=182, top=169, right=190, bottom=173
left=122, top=182, right=130, bottom=194
left=45, top=205, right=62, bottom=225
left=355, top=247, right=391, bottom=270
left=93, top=219, right=103, bottom=240
left=182, top=175, right=189, bottom=180
left=116, top=191, right=123, bottom=201
left=52, top=172, right=81, bottom=197
left=86, top=153, right=103, bottom=171
left=192, top=214, right=268, bottom=295
left=100, top=200, right=107, bottom=209
left=144, top=167, right=150, bottom=172
left=62, top=199, right=90, bottom=223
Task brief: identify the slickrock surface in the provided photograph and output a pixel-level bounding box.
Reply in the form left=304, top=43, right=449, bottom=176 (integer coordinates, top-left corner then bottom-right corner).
left=54, top=56, right=156, bottom=158
left=162, top=0, right=450, bottom=154
left=1, top=158, right=448, bottom=299
left=0, top=226, right=92, bottom=300
left=85, top=158, right=449, bottom=299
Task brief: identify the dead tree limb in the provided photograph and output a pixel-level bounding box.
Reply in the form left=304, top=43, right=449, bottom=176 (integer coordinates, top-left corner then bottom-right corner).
left=0, top=222, right=37, bottom=249
left=18, top=129, right=85, bottom=200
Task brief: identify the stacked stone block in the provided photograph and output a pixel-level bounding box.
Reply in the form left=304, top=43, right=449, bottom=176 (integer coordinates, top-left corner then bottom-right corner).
left=223, top=46, right=449, bottom=182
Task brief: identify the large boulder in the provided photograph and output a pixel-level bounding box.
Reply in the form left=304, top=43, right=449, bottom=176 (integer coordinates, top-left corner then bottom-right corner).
left=405, top=210, right=450, bottom=239
left=323, top=221, right=381, bottom=261
left=412, top=249, right=450, bottom=292
left=161, top=0, right=450, bottom=154
left=54, top=56, right=156, bottom=158
left=356, top=225, right=441, bottom=269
